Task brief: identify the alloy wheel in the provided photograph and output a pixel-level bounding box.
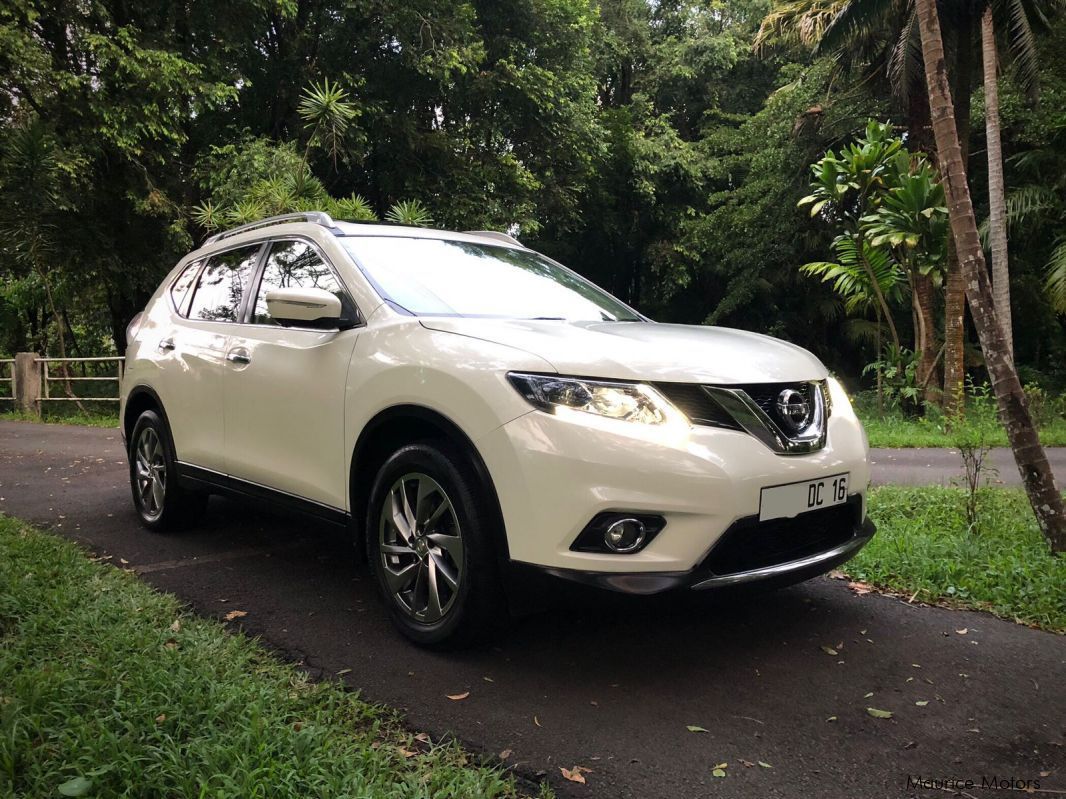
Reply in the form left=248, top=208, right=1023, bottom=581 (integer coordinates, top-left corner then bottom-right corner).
left=378, top=472, right=464, bottom=624
left=135, top=427, right=166, bottom=520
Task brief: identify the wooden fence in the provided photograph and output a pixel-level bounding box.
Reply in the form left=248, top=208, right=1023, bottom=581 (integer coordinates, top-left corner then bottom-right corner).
left=3, top=353, right=125, bottom=415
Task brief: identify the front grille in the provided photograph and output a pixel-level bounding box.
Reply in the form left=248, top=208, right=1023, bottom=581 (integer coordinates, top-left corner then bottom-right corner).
left=732, top=381, right=815, bottom=429
left=655, top=383, right=740, bottom=430
left=700, top=497, right=861, bottom=576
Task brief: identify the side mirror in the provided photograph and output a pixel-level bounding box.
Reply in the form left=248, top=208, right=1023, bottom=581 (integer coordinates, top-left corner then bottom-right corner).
left=264, top=287, right=345, bottom=328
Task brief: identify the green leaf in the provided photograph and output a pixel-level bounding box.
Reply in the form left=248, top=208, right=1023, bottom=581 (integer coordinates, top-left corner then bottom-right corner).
left=866, top=707, right=893, bottom=719
left=758, top=761, right=772, bottom=769
left=58, top=777, right=92, bottom=797
left=915, top=700, right=929, bottom=707
left=686, top=725, right=708, bottom=733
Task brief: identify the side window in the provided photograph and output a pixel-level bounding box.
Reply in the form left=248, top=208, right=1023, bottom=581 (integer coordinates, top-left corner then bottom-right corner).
left=169, top=260, right=202, bottom=317
left=187, top=245, right=261, bottom=323
left=252, top=240, right=351, bottom=325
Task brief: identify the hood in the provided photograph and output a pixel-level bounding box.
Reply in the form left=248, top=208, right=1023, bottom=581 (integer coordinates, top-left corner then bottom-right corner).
left=419, top=318, right=828, bottom=384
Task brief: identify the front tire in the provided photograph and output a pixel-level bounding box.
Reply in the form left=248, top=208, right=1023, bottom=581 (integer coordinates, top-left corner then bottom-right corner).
left=128, top=409, right=207, bottom=531
left=367, top=442, right=504, bottom=647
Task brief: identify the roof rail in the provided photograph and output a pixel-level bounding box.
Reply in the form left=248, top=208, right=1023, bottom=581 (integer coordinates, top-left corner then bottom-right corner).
left=203, top=211, right=338, bottom=246
left=464, top=230, right=522, bottom=247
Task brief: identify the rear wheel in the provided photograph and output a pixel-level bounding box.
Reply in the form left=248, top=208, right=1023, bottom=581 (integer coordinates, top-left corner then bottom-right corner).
left=129, top=410, right=207, bottom=531
left=367, top=442, right=503, bottom=647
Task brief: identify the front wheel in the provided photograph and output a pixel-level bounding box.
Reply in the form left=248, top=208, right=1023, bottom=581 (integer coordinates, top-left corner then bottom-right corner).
left=367, top=442, right=504, bottom=647
left=128, top=409, right=207, bottom=531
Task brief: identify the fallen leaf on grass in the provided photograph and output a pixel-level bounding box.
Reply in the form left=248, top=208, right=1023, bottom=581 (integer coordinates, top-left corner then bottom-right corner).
left=687, top=725, right=708, bottom=733
left=846, top=581, right=873, bottom=595
left=170, top=619, right=181, bottom=633
left=561, top=766, right=592, bottom=784
left=866, top=708, right=893, bottom=719
left=163, top=638, right=178, bottom=650
left=155, top=714, right=166, bottom=723
left=414, top=733, right=431, bottom=744
left=712, top=762, right=728, bottom=778
left=446, top=692, right=470, bottom=701
left=398, top=747, right=418, bottom=759
left=223, top=610, right=247, bottom=621
left=58, top=777, right=92, bottom=797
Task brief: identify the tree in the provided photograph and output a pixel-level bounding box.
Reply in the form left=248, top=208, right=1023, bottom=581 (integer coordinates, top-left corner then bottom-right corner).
left=915, top=0, right=1065, bottom=551
left=757, top=0, right=1063, bottom=409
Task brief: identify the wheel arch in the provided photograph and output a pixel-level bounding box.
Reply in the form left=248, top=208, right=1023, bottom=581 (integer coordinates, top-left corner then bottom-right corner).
left=349, top=404, right=510, bottom=563
left=123, top=385, right=174, bottom=454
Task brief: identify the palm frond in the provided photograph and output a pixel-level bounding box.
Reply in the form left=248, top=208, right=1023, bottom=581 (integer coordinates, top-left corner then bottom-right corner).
left=887, top=7, right=923, bottom=101
left=1004, top=184, right=1058, bottom=229
left=1001, top=0, right=1040, bottom=91
left=1046, top=238, right=1066, bottom=313
left=815, top=0, right=903, bottom=55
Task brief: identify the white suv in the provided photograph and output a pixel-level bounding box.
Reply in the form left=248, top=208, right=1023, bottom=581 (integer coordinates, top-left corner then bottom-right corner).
left=121, top=211, right=874, bottom=645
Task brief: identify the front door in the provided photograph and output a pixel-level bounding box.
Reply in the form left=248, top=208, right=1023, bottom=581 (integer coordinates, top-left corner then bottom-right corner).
left=222, top=238, right=360, bottom=511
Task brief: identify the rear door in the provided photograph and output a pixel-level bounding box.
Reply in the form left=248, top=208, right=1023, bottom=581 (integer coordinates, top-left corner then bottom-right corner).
left=222, top=238, right=361, bottom=510
left=155, top=243, right=263, bottom=472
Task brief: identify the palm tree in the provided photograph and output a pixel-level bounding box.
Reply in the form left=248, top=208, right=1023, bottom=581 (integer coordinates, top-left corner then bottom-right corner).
left=914, top=0, right=1065, bottom=552
left=981, top=5, right=1012, bottom=360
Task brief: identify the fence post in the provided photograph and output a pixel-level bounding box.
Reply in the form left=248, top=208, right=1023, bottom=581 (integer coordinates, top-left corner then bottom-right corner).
left=14, top=352, right=42, bottom=416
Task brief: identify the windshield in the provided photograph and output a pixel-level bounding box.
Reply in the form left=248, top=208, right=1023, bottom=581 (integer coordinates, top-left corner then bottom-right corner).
left=341, top=236, right=642, bottom=321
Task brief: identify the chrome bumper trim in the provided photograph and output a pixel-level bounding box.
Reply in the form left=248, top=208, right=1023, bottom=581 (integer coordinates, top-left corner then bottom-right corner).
left=690, top=523, right=875, bottom=590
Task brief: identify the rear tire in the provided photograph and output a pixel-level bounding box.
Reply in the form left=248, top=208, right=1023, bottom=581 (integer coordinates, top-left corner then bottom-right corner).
left=129, top=409, right=207, bottom=531
left=367, top=441, right=504, bottom=647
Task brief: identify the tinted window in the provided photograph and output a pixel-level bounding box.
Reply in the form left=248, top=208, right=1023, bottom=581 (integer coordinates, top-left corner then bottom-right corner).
left=340, top=237, right=641, bottom=321
left=169, top=260, right=202, bottom=317
left=187, top=245, right=261, bottom=322
left=252, top=240, right=348, bottom=325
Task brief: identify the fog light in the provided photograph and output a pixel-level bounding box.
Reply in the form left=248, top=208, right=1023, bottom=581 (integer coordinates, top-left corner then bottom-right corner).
left=604, top=518, right=646, bottom=553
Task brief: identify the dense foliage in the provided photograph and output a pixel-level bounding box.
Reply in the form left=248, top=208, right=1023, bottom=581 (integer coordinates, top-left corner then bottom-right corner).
left=1, top=0, right=1064, bottom=392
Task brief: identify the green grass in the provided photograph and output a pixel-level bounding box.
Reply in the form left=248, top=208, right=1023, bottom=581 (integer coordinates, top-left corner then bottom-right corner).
left=0, top=409, right=119, bottom=428
left=859, top=410, right=1066, bottom=448
left=0, top=516, right=547, bottom=799
left=849, top=487, right=1066, bottom=632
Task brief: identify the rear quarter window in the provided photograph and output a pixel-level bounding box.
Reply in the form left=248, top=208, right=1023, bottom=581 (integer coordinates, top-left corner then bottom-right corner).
left=169, top=260, right=202, bottom=317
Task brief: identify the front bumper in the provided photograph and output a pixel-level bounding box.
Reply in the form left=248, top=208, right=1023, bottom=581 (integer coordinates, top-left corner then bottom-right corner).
left=476, top=392, right=873, bottom=576
left=507, top=497, right=875, bottom=595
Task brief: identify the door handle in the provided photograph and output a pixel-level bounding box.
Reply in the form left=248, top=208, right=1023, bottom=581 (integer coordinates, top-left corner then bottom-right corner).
left=158, top=338, right=175, bottom=352
left=226, top=349, right=251, bottom=365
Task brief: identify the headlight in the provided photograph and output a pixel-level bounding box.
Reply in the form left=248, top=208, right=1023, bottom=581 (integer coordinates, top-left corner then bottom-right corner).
left=507, top=373, right=679, bottom=425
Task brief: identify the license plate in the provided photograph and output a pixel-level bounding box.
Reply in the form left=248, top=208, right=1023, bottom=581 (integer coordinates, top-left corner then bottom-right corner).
left=759, top=473, right=849, bottom=521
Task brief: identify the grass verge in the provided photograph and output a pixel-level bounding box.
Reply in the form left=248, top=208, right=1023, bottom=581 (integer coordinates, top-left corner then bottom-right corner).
left=0, top=516, right=547, bottom=798
left=0, top=409, right=119, bottom=428
left=850, top=487, right=1066, bottom=632
left=859, top=412, right=1066, bottom=448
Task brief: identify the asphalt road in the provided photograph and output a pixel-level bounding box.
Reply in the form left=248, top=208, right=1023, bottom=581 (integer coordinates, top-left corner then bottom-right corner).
left=870, top=446, right=1066, bottom=487
left=1, top=420, right=1063, bottom=798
